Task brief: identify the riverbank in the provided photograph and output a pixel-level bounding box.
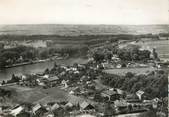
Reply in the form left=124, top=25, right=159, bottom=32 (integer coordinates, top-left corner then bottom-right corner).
left=4, top=58, right=54, bottom=69
left=0, top=57, right=88, bottom=81
left=3, top=57, right=66, bottom=69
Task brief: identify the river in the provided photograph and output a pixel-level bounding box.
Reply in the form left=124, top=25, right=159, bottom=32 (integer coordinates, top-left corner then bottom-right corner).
left=0, top=58, right=88, bottom=81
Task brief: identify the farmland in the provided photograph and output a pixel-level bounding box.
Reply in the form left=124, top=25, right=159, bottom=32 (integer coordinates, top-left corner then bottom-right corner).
left=1, top=85, right=68, bottom=104
left=0, top=24, right=169, bottom=36
left=0, top=24, right=168, bottom=117
left=0, top=84, right=90, bottom=106
left=119, top=40, right=169, bottom=60
left=104, top=67, right=156, bottom=75
left=137, top=40, right=169, bottom=59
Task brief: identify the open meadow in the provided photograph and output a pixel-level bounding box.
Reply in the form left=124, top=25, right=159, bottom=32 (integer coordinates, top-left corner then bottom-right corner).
left=1, top=85, right=69, bottom=104
left=104, top=67, right=156, bottom=75
left=137, top=40, right=169, bottom=60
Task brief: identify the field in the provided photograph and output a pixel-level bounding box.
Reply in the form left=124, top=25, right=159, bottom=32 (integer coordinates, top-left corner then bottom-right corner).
left=1, top=86, right=69, bottom=104
left=120, top=40, right=169, bottom=60
left=1, top=85, right=88, bottom=105
left=0, top=24, right=169, bottom=50
left=104, top=67, right=157, bottom=75
left=137, top=40, right=169, bottom=59
left=0, top=24, right=169, bottom=36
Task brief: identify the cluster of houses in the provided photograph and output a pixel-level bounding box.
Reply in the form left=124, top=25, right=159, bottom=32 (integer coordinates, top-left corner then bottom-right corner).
left=0, top=99, right=96, bottom=117
left=0, top=87, right=162, bottom=117
left=101, top=59, right=151, bottom=69
left=92, top=52, right=168, bottom=71
left=0, top=59, right=167, bottom=116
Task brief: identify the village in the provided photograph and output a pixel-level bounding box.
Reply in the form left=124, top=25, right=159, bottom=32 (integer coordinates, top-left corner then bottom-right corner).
left=0, top=37, right=168, bottom=117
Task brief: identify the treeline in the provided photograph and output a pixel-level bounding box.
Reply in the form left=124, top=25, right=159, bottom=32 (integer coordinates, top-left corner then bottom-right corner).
left=117, top=45, right=151, bottom=61
left=100, top=70, right=168, bottom=98
left=39, top=46, right=89, bottom=59
left=159, top=33, right=169, bottom=37
left=0, top=35, right=121, bottom=41
left=0, top=46, right=89, bottom=69
left=90, top=44, right=152, bottom=63
left=0, top=46, right=38, bottom=68
left=0, top=88, right=12, bottom=98
left=1, top=33, right=168, bottom=41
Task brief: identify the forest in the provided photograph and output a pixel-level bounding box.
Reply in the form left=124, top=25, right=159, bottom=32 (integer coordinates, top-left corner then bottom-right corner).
left=100, top=70, right=168, bottom=99
left=0, top=45, right=88, bottom=69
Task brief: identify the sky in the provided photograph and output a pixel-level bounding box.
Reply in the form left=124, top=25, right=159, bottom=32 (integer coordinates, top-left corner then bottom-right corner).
left=0, top=0, right=168, bottom=25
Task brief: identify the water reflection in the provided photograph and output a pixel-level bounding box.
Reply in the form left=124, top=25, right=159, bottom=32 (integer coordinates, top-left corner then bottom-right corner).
left=0, top=58, right=87, bottom=81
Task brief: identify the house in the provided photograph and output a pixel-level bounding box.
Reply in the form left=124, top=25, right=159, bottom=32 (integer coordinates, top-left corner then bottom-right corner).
left=48, top=76, right=59, bottom=82
left=38, top=78, right=48, bottom=83
left=102, top=62, right=114, bottom=69
left=101, top=90, right=116, bottom=101
left=109, top=88, right=124, bottom=96
left=65, top=102, right=73, bottom=108
left=43, top=75, right=49, bottom=79
left=32, top=104, right=42, bottom=114
left=61, top=80, right=68, bottom=89
left=36, top=79, right=46, bottom=86
left=136, top=90, right=144, bottom=100
left=51, top=103, right=60, bottom=111
left=116, top=64, right=122, bottom=68
left=42, top=113, right=54, bottom=117
left=114, top=100, right=128, bottom=108
left=37, top=76, right=59, bottom=87
left=69, top=90, right=75, bottom=95
left=68, top=94, right=85, bottom=106
left=152, top=101, right=158, bottom=109
left=101, top=89, right=123, bottom=101
left=111, top=55, right=120, bottom=61
left=151, top=98, right=161, bottom=109
left=47, top=76, right=59, bottom=86
left=114, top=100, right=128, bottom=113
left=21, top=75, right=27, bottom=81
left=60, top=71, right=66, bottom=76
left=77, top=64, right=86, bottom=68
left=126, top=94, right=141, bottom=103
left=153, top=98, right=161, bottom=103
left=74, top=70, right=80, bottom=74
left=80, top=101, right=95, bottom=110
left=32, top=103, right=47, bottom=116
left=10, top=106, right=24, bottom=117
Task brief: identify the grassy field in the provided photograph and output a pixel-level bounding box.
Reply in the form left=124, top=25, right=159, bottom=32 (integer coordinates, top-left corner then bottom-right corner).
left=137, top=40, right=169, bottom=59
left=119, top=40, right=169, bottom=60
left=104, top=67, right=157, bottom=75
left=1, top=86, right=68, bottom=104
left=1, top=85, right=89, bottom=106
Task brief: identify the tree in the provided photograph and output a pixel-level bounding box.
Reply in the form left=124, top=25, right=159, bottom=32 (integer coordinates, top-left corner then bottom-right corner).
left=40, top=50, right=49, bottom=59
left=117, top=49, right=131, bottom=61
left=93, top=52, right=105, bottom=63
left=125, top=72, right=134, bottom=78
left=1, top=80, right=5, bottom=85
left=0, top=56, right=7, bottom=69
left=44, top=68, right=50, bottom=74
left=152, top=48, right=159, bottom=60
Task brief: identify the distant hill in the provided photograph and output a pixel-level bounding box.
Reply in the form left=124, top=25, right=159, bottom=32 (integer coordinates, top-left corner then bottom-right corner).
left=0, top=24, right=169, bottom=36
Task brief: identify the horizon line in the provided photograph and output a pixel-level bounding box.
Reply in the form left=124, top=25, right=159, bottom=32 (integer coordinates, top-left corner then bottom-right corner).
left=0, top=23, right=169, bottom=26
